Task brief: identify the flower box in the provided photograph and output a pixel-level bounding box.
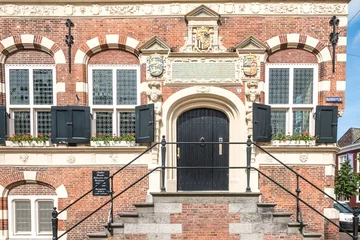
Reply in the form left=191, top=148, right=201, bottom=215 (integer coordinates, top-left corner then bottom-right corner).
left=90, top=141, right=136, bottom=147
left=6, top=141, right=51, bottom=147
left=272, top=140, right=316, bottom=146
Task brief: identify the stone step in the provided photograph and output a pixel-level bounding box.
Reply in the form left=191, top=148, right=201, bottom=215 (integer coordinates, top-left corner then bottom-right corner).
left=272, top=212, right=293, bottom=223
left=302, top=231, right=323, bottom=239
left=87, top=231, right=108, bottom=240
left=102, top=222, right=124, bottom=234
left=257, top=203, right=277, bottom=213
left=287, top=222, right=307, bottom=234
left=134, top=202, right=155, bottom=213
left=118, top=212, right=139, bottom=223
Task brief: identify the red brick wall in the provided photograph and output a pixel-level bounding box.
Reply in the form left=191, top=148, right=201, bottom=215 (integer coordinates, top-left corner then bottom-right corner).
left=0, top=165, right=149, bottom=240
left=88, top=50, right=139, bottom=65
left=267, top=49, right=318, bottom=64
left=6, top=50, right=54, bottom=64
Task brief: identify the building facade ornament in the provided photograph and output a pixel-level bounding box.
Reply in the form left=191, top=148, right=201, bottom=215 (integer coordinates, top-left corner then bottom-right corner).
left=20, top=154, right=29, bottom=163
left=67, top=155, right=76, bottom=164
left=0, top=3, right=347, bottom=17
left=147, top=54, right=165, bottom=77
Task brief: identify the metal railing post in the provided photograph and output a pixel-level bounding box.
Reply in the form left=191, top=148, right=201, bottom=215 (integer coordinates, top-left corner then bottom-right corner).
left=161, top=136, right=166, bottom=192
left=108, top=176, right=114, bottom=236
left=353, top=207, right=359, bottom=240
left=246, top=136, right=252, bottom=192
left=52, top=207, right=58, bottom=240
left=296, top=174, right=301, bottom=221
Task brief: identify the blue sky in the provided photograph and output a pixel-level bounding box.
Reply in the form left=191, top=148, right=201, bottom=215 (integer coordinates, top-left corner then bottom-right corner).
left=337, top=0, right=360, bottom=138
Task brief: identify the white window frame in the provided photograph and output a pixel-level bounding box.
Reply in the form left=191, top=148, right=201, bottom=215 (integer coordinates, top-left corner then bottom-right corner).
left=357, top=152, right=360, bottom=173
left=8, top=195, right=57, bottom=239
left=88, top=65, right=140, bottom=136
left=5, top=64, right=56, bottom=136
left=265, top=63, right=318, bottom=136
left=338, top=154, right=348, bottom=170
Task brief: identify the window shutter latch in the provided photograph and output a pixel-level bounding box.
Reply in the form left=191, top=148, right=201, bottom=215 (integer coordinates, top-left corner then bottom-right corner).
left=66, top=122, right=73, bottom=125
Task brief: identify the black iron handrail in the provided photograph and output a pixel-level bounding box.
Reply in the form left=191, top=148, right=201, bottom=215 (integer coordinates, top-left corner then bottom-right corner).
left=52, top=137, right=360, bottom=240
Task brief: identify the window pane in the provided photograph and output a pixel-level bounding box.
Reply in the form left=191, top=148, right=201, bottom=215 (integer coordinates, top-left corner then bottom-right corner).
left=292, top=111, right=310, bottom=135
left=33, top=69, right=53, bottom=105
left=117, top=70, right=137, bottom=105
left=38, top=201, right=53, bottom=233
left=15, top=111, right=31, bottom=135
left=96, top=112, right=113, bottom=136
left=269, top=68, right=289, bottom=104
left=37, top=112, right=51, bottom=136
left=271, top=111, right=286, bottom=134
left=93, top=70, right=113, bottom=105
left=10, top=69, right=29, bottom=105
left=15, top=201, right=31, bottom=232
left=293, top=68, right=313, bottom=104
left=119, top=112, right=135, bottom=136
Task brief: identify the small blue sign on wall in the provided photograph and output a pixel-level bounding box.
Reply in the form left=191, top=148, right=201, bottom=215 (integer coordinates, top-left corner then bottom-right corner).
left=326, top=97, right=342, bottom=103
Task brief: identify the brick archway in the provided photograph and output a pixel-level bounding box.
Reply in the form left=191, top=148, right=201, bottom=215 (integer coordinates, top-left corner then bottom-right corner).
left=74, top=34, right=140, bottom=65
left=0, top=35, right=66, bottom=64
left=266, top=34, right=331, bottom=63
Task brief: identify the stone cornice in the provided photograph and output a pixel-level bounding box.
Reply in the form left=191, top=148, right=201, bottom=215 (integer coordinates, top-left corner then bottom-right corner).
left=0, top=2, right=348, bottom=17
left=2, top=0, right=351, bottom=3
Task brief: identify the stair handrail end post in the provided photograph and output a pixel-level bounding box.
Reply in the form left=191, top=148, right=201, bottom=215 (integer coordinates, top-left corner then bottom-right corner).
left=161, top=135, right=166, bottom=192
left=353, top=206, right=359, bottom=240
left=246, top=135, right=252, bottom=192
left=52, top=207, right=58, bottom=240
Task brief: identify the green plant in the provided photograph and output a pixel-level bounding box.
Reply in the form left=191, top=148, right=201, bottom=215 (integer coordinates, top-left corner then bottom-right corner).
left=91, top=133, right=123, bottom=146
left=122, top=133, right=135, bottom=142
left=271, top=131, right=318, bottom=142
left=335, top=159, right=360, bottom=200
left=6, top=133, right=50, bottom=143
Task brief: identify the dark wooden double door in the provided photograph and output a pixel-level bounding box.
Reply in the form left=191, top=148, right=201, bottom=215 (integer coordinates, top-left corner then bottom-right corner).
left=177, top=108, right=229, bottom=191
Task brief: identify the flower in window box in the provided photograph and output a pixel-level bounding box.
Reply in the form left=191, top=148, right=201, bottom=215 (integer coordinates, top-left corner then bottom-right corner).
left=271, top=132, right=318, bottom=146
left=90, top=133, right=125, bottom=147
left=122, top=134, right=136, bottom=142
left=6, top=133, right=50, bottom=147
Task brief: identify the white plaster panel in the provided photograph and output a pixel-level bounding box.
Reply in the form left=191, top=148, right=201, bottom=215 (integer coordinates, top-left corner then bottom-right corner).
left=74, top=50, right=86, bottom=64
left=324, top=208, right=339, bottom=219
left=0, top=209, right=7, bottom=220
left=106, top=34, right=119, bottom=48
left=76, top=82, right=88, bottom=93
left=337, top=53, right=346, bottom=62
left=58, top=210, right=67, bottom=220
left=336, top=81, right=346, bottom=91
left=23, top=171, right=37, bottom=181
left=338, top=16, right=348, bottom=27
left=20, top=34, right=35, bottom=48
left=319, top=48, right=332, bottom=62
left=338, top=37, right=347, bottom=46
left=41, top=37, right=55, bottom=50
left=257, top=81, right=264, bottom=92
left=324, top=188, right=335, bottom=199
left=318, top=81, right=330, bottom=91
left=1, top=36, right=15, bottom=49
left=305, top=36, right=319, bottom=49
left=267, top=36, right=280, bottom=50
left=56, top=82, right=66, bottom=93
left=325, top=165, right=335, bottom=176
left=54, top=50, right=66, bottom=64
left=286, top=33, right=300, bottom=44
left=86, top=37, right=100, bottom=50
left=126, top=37, right=139, bottom=49
left=0, top=83, right=5, bottom=93
left=56, top=184, right=68, bottom=198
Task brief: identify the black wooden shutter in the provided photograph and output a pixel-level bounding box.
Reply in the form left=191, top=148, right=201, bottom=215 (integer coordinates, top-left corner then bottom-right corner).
left=135, top=104, right=154, bottom=143
left=69, top=106, right=91, bottom=143
left=253, top=103, right=272, bottom=142
left=51, top=106, right=70, bottom=143
left=51, top=106, right=91, bottom=144
left=0, top=106, right=7, bottom=144
left=315, top=106, right=338, bottom=143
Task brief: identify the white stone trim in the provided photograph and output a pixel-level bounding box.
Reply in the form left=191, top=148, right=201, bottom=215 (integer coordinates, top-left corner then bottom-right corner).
left=126, top=37, right=139, bottom=49
left=0, top=83, right=5, bottom=94
left=318, top=48, right=332, bottom=62
left=338, top=37, right=347, bottom=46
left=325, top=165, right=335, bottom=176
left=1, top=36, right=16, bottom=53
left=336, top=81, right=346, bottom=91
left=0, top=230, right=9, bottom=240
left=56, top=82, right=66, bottom=93
left=267, top=36, right=281, bottom=51
left=23, top=171, right=37, bottom=181
left=41, top=37, right=55, bottom=50
left=55, top=184, right=68, bottom=198
left=318, top=80, right=330, bottom=91
left=53, top=50, right=66, bottom=64
left=86, top=37, right=101, bottom=53
left=338, top=16, right=348, bottom=27
left=324, top=208, right=339, bottom=219
left=74, top=50, right=87, bottom=64
left=324, top=188, right=335, bottom=198
left=76, top=82, right=88, bottom=93
left=0, top=185, right=4, bottom=197
left=106, top=34, right=119, bottom=48
left=337, top=53, right=346, bottom=62
left=305, top=36, right=319, bottom=50
left=287, top=33, right=300, bottom=48
left=124, top=224, right=182, bottom=234
left=58, top=210, right=67, bottom=220
left=20, top=34, right=35, bottom=49
left=257, top=81, right=264, bottom=92
left=0, top=3, right=347, bottom=17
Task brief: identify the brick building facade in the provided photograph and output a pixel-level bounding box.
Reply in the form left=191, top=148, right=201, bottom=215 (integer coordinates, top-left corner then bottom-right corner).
left=0, top=0, right=349, bottom=239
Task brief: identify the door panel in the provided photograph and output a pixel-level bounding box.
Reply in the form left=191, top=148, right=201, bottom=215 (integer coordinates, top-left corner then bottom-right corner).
left=177, top=108, right=229, bottom=191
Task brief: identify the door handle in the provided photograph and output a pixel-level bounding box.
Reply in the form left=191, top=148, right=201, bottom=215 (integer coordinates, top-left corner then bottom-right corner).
left=66, top=122, right=72, bottom=125
left=219, top=137, right=223, bottom=155
left=177, top=147, right=180, bottom=159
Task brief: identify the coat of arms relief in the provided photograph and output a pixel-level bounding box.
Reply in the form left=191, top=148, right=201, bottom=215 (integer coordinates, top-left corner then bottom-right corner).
left=193, top=26, right=214, bottom=52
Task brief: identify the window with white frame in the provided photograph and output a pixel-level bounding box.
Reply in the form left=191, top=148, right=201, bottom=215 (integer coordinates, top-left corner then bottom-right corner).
left=5, top=65, right=55, bottom=136
left=88, top=65, right=139, bottom=137
left=8, top=196, right=56, bottom=238
left=338, top=154, right=348, bottom=170
left=266, top=64, right=318, bottom=136
left=357, top=152, right=360, bottom=173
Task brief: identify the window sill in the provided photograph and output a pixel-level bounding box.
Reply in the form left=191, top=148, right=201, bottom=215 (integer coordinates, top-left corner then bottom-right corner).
left=5, top=141, right=51, bottom=147
left=90, top=141, right=138, bottom=147
left=271, top=140, right=316, bottom=146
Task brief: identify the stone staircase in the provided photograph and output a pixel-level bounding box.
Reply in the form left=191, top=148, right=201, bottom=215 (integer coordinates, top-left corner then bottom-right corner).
left=87, top=192, right=323, bottom=240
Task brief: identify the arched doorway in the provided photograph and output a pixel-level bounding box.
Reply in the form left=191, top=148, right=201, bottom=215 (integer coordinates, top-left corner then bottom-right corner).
left=177, top=108, right=229, bottom=191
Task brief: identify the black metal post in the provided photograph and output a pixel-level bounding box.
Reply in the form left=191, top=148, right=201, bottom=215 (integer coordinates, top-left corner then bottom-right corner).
left=296, top=174, right=301, bottom=222
left=246, top=135, right=252, bottom=192
left=65, top=19, right=74, bottom=73
left=52, top=207, right=58, bottom=240
left=353, top=207, right=359, bottom=240
left=161, top=136, right=166, bottom=192
left=109, top=176, right=114, bottom=236
left=329, top=16, right=339, bottom=73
